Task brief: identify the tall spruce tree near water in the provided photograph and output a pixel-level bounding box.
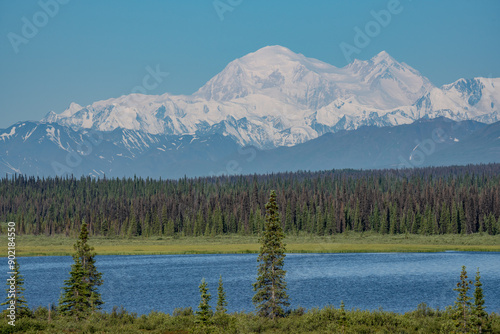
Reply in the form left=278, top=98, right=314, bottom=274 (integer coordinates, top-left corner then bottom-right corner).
left=453, top=265, right=473, bottom=333
left=216, top=275, right=228, bottom=315
left=253, top=190, right=290, bottom=319
left=196, top=278, right=212, bottom=324
left=472, top=268, right=491, bottom=333
left=59, top=222, right=103, bottom=319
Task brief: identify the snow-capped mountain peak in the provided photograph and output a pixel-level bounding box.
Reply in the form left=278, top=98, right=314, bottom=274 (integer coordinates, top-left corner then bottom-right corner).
left=414, top=77, right=500, bottom=123
left=370, top=50, right=395, bottom=64
left=62, top=102, right=83, bottom=117
left=194, top=45, right=339, bottom=105
left=41, top=46, right=500, bottom=149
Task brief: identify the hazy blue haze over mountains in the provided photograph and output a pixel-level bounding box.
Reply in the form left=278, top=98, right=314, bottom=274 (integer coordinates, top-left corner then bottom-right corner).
left=1, top=117, right=498, bottom=178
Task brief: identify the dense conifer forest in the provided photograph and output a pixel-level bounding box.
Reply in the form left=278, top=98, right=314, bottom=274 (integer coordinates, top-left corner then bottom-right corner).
left=1, top=164, right=500, bottom=238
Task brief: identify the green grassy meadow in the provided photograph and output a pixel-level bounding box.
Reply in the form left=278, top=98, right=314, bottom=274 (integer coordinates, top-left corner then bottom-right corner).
left=4, top=232, right=500, bottom=256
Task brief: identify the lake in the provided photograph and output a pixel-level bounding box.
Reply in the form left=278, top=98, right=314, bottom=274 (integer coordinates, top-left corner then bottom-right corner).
left=6, top=252, right=500, bottom=315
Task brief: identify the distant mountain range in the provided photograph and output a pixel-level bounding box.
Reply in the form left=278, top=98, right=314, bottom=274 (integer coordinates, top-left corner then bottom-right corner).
left=1, top=117, right=498, bottom=178
left=1, top=46, right=499, bottom=178
left=41, top=46, right=500, bottom=149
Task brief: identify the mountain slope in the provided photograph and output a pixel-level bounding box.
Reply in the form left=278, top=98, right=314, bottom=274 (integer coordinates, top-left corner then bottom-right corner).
left=425, top=121, right=500, bottom=166
left=217, top=117, right=497, bottom=175
left=1, top=118, right=498, bottom=178
left=0, top=122, right=240, bottom=178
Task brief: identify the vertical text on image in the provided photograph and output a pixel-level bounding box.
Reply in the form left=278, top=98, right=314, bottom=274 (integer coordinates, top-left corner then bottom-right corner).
left=6, top=222, right=17, bottom=326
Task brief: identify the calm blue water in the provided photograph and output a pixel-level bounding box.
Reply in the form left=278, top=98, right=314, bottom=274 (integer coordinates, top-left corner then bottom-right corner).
left=4, top=252, right=500, bottom=315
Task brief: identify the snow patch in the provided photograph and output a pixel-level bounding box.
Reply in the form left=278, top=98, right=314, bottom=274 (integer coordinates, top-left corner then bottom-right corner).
left=23, top=126, right=37, bottom=141
left=46, top=127, right=68, bottom=151
left=1, top=160, right=21, bottom=174
left=0, top=127, right=16, bottom=141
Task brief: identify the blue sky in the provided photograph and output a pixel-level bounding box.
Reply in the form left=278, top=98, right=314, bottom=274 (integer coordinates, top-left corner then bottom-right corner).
left=1, top=0, right=499, bottom=128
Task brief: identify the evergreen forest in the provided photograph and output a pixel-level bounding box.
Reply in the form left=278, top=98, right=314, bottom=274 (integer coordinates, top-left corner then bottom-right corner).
left=1, top=164, right=500, bottom=238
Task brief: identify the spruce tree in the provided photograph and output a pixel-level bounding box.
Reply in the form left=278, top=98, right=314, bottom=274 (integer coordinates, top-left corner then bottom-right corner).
left=472, top=268, right=490, bottom=333
left=1, top=259, right=29, bottom=317
left=161, top=205, right=169, bottom=235
left=389, top=203, right=398, bottom=234
left=216, top=275, right=228, bottom=315
left=59, top=222, right=103, bottom=319
left=339, top=300, right=347, bottom=334
left=370, top=204, right=380, bottom=231
left=196, top=278, right=212, bottom=324
left=166, top=219, right=175, bottom=237
left=316, top=206, right=325, bottom=235
left=326, top=205, right=336, bottom=235
left=353, top=202, right=361, bottom=233
left=450, top=202, right=459, bottom=234
left=484, top=213, right=496, bottom=235
left=458, top=205, right=467, bottom=234
left=284, top=202, right=293, bottom=233
left=379, top=209, right=388, bottom=234
left=453, top=265, right=473, bottom=333
left=411, top=211, right=421, bottom=234
left=252, top=190, right=290, bottom=319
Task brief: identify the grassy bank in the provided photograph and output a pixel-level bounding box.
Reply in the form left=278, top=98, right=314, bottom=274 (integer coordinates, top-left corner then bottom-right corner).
left=1, top=304, right=499, bottom=334
left=3, top=232, right=500, bottom=256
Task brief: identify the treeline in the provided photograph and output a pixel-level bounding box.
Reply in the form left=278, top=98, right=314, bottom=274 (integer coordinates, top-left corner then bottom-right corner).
left=1, top=164, right=500, bottom=237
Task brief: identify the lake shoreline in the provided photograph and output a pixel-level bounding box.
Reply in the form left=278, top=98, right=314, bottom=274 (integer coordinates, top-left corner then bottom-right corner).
left=14, top=252, right=500, bottom=312
left=6, top=233, right=500, bottom=256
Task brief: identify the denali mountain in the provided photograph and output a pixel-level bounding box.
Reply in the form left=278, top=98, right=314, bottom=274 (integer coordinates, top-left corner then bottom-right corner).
left=1, top=46, right=499, bottom=177
left=40, top=46, right=500, bottom=149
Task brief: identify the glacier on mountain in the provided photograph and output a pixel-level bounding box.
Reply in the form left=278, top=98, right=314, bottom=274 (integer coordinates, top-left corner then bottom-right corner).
left=41, top=46, right=500, bottom=149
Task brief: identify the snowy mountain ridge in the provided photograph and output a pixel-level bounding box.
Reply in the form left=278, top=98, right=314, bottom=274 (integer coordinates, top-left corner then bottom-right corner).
left=42, top=46, right=500, bottom=149
left=2, top=118, right=498, bottom=178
